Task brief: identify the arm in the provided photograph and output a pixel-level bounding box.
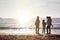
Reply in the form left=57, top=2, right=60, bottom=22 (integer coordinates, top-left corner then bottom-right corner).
left=51, top=24, right=53, bottom=27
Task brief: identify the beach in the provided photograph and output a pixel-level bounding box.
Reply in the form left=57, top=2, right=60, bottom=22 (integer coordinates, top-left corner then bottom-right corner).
left=0, top=34, right=60, bottom=40
left=0, top=28, right=59, bottom=40
left=0, top=18, right=60, bottom=40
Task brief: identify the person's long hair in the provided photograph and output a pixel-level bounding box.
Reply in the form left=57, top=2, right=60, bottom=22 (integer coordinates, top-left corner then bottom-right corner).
left=35, top=16, right=40, bottom=25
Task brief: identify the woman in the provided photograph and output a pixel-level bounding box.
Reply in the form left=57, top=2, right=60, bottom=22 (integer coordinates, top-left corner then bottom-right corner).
left=35, top=16, right=40, bottom=34
left=46, top=16, right=53, bottom=34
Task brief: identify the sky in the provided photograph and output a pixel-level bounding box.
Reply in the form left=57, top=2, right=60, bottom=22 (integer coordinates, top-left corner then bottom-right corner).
left=0, top=0, right=60, bottom=18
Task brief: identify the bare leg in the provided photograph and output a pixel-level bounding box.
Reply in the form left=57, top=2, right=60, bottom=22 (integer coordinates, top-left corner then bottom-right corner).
left=36, top=25, right=39, bottom=34
left=38, top=26, right=40, bottom=34
left=49, top=27, right=51, bottom=34
left=42, top=28, right=45, bottom=34
left=47, top=27, right=48, bottom=34
left=43, top=27, right=45, bottom=34
left=36, top=27, right=37, bottom=34
left=42, top=28, right=43, bottom=34
left=36, top=28, right=38, bottom=34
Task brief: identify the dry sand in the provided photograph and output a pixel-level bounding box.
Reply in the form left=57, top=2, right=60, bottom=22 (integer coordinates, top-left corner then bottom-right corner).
left=0, top=34, right=60, bottom=40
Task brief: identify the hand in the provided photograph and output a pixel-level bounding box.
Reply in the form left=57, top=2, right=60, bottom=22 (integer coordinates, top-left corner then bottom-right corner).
left=51, top=24, right=53, bottom=27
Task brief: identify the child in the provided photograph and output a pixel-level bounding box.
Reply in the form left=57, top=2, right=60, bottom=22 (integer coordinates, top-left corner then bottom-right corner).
left=42, top=19, right=46, bottom=34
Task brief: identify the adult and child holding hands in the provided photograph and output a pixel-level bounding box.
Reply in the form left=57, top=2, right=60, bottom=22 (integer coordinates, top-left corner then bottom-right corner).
left=35, top=16, right=53, bottom=34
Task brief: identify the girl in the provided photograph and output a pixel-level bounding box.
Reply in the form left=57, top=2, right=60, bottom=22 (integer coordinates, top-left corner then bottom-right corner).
left=42, top=19, right=46, bottom=34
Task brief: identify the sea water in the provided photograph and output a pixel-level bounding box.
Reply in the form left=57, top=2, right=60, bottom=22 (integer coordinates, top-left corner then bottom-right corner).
left=0, top=18, right=60, bottom=35
left=0, top=29, right=60, bottom=35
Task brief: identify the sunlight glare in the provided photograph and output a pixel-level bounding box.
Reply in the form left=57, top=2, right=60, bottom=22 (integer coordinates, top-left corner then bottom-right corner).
left=16, top=9, right=32, bottom=27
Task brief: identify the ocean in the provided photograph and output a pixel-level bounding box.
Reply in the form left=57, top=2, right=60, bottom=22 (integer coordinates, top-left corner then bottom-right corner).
left=0, top=18, right=60, bottom=35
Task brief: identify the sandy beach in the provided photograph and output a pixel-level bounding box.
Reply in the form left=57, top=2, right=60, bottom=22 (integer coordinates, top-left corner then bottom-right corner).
left=0, top=34, right=60, bottom=40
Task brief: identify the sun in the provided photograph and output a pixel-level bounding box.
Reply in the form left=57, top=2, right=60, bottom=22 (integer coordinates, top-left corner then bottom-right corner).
left=16, top=9, right=32, bottom=27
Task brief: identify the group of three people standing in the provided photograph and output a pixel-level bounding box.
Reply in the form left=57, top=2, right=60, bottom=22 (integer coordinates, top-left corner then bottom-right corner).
left=35, top=16, right=53, bottom=34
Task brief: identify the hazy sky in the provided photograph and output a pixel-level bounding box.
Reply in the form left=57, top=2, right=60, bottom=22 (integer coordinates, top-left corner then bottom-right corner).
left=0, top=0, right=60, bottom=18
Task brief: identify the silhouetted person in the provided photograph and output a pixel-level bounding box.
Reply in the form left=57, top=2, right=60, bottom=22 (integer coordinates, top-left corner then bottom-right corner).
left=35, top=16, right=40, bottom=34
left=42, top=19, right=46, bottom=34
left=46, top=16, right=53, bottom=34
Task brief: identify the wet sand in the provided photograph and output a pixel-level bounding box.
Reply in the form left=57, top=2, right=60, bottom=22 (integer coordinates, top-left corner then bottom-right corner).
left=0, top=34, right=60, bottom=40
